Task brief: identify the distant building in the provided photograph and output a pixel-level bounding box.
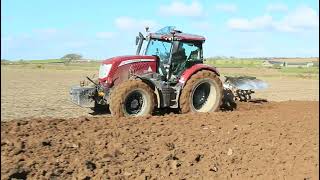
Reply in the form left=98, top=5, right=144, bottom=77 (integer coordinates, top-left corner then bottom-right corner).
left=262, top=60, right=285, bottom=67
left=263, top=59, right=314, bottom=68
left=285, top=62, right=313, bottom=68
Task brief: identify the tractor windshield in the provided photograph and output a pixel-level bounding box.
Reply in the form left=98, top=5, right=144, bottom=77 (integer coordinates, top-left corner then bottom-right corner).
left=145, top=39, right=172, bottom=64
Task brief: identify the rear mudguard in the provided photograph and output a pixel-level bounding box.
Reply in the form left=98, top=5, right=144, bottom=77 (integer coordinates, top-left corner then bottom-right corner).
left=178, top=64, right=220, bottom=87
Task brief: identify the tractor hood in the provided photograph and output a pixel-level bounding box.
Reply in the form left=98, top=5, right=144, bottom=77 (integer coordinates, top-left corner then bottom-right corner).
left=99, top=55, right=157, bottom=85
left=101, top=55, right=157, bottom=66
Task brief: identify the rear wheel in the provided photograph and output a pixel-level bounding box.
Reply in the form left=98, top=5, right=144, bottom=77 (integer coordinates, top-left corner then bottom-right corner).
left=179, top=70, right=223, bottom=113
left=109, top=80, right=155, bottom=117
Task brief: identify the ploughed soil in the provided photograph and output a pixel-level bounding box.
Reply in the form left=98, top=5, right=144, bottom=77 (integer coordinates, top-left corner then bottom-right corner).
left=1, top=101, right=319, bottom=179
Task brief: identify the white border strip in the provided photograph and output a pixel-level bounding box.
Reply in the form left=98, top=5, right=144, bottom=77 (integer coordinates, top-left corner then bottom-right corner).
left=118, top=59, right=155, bottom=67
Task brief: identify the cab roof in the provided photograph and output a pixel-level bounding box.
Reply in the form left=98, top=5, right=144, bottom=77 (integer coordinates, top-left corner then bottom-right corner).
left=149, top=32, right=205, bottom=42
left=148, top=26, right=206, bottom=42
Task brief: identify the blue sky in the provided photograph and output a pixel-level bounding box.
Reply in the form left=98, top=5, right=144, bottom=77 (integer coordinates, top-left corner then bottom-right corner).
left=1, top=0, right=319, bottom=60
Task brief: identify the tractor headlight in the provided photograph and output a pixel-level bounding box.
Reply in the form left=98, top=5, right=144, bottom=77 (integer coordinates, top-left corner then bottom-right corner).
left=99, top=64, right=112, bottom=79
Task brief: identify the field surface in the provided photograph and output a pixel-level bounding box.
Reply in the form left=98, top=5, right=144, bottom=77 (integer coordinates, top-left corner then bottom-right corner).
left=1, top=101, right=318, bottom=179
left=1, top=63, right=319, bottom=179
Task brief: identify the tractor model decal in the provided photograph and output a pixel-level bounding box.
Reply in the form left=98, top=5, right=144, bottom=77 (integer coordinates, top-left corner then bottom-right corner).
left=118, top=59, right=155, bottom=67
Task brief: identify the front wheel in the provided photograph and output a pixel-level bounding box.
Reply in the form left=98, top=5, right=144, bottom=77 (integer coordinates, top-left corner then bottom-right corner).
left=109, top=80, right=155, bottom=117
left=179, top=70, right=223, bottom=113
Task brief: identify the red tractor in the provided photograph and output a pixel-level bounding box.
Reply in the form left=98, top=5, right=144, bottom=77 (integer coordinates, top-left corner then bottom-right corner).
left=70, top=26, right=267, bottom=117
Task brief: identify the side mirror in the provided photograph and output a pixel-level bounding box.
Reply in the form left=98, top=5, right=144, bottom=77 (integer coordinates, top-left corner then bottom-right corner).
left=136, top=32, right=145, bottom=45
left=139, top=32, right=144, bottom=39
left=136, top=32, right=145, bottom=55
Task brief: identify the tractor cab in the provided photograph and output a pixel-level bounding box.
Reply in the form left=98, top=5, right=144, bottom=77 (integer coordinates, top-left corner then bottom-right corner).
left=136, top=26, right=205, bottom=80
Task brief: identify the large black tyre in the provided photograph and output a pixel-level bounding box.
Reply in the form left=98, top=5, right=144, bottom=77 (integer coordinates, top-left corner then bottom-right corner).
left=179, top=70, right=223, bottom=113
left=109, top=79, right=155, bottom=117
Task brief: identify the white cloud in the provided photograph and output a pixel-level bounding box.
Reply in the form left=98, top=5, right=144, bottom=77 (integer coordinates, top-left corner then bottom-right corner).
left=227, top=6, right=319, bottom=32
left=214, top=3, right=237, bottom=13
left=115, top=17, right=159, bottom=31
left=275, top=6, right=319, bottom=32
left=158, top=1, right=204, bottom=17
left=96, top=32, right=115, bottom=39
left=266, top=3, right=288, bottom=12
left=192, top=21, right=212, bottom=30
left=227, top=15, right=273, bottom=31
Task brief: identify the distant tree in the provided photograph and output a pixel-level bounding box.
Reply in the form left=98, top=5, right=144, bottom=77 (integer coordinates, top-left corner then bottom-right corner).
left=61, top=53, right=82, bottom=64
